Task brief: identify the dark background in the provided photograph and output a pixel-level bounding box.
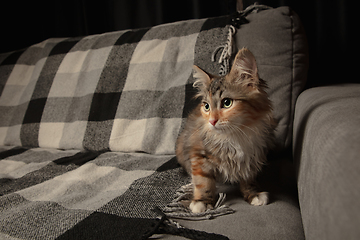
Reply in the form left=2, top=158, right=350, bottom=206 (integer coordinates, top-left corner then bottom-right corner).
left=0, top=0, right=355, bottom=87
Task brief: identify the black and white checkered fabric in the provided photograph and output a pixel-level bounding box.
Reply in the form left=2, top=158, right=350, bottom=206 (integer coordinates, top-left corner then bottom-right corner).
left=0, top=15, right=232, bottom=239
left=0, top=16, right=229, bottom=153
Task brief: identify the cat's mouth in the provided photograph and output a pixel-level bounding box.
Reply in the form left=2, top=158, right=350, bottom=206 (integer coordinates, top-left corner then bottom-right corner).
left=208, top=122, right=226, bottom=131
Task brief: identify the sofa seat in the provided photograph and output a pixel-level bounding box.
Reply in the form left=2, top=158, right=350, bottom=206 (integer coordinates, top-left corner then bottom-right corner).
left=174, top=155, right=305, bottom=240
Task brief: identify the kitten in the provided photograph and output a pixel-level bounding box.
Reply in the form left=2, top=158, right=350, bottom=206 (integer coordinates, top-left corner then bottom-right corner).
left=176, top=48, right=274, bottom=213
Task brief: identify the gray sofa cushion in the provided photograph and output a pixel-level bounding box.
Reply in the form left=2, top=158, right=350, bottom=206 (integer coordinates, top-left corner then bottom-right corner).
left=293, top=84, right=360, bottom=240
left=236, top=5, right=308, bottom=151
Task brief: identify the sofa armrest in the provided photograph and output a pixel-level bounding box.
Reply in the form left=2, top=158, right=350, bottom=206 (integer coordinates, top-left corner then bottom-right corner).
left=293, top=84, right=360, bottom=240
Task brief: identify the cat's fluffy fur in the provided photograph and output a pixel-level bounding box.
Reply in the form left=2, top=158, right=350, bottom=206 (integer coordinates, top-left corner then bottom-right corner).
left=176, top=48, right=274, bottom=213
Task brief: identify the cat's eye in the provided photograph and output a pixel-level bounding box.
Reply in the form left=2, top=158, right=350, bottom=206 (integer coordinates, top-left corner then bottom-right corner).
left=203, top=102, right=210, bottom=112
left=221, top=98, right=233, bottom=109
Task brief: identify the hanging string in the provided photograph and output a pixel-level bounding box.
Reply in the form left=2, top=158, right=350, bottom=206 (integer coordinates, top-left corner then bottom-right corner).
left=211, top=3, right=272, bottom=76
left=211, top=25, right=236, bottom=76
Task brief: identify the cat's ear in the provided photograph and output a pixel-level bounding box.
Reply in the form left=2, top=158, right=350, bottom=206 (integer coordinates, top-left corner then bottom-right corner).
left=192, top=65, right=211, bottom=89
left=229, top=48, right=260, bottom=90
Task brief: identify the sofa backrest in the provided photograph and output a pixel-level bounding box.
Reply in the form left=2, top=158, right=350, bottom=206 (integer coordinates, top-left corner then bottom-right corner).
left=0, top=5, right=308, bottom=154
left=235, top=5, right=308, bottom=150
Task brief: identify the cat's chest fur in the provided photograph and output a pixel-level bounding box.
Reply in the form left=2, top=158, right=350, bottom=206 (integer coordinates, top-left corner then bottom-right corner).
left=202, top=129, right=266, bottom=183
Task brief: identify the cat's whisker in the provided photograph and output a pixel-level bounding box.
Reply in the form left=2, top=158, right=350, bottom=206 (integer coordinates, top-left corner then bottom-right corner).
left=187, top=123, right=204, bottom=139
left=226, top=124, right=252, bottom=142
left=238, top=123, right=258, bottom=134
left=235, top=129, right=252, bottom=143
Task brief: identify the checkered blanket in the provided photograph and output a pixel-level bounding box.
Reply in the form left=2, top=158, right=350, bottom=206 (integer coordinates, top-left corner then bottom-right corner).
left=0, top=15, right=233, bottom=239
left=0, top=16, right=230, bottom=153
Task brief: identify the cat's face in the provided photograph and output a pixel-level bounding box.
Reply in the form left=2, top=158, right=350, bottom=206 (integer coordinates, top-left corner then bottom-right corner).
left=193, top=48, right=271, bottom=133
left=199, top=78, right=261, bottom=132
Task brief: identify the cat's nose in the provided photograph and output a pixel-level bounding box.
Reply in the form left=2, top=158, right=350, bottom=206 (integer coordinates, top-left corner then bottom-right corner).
left=209, top=119, right=218, bottom=126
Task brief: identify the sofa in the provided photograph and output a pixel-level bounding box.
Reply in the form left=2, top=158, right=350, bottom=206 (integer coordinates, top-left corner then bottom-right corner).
left=1, top=4, right=359, bottom=240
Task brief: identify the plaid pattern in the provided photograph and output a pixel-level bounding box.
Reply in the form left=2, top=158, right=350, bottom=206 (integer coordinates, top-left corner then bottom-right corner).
left=0, top=16, right=231, bottom=239
left=0, top=16, right=229, bottom=154
left=0, top=146, right=189, bottom=239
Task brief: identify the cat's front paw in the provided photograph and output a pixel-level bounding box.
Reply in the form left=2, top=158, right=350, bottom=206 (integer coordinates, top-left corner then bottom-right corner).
left=189, top=201, right=213, bottom=213
left=250, top=192, right=269, bottom=206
